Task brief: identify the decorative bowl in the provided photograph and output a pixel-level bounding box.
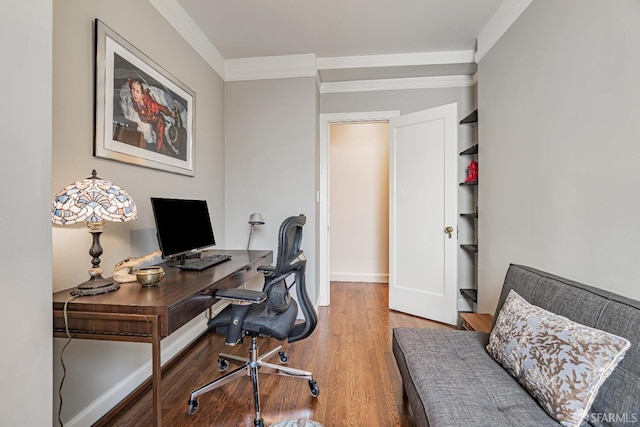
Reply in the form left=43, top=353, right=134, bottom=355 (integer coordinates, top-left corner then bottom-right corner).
left=136, top=266, right=165, bottom=287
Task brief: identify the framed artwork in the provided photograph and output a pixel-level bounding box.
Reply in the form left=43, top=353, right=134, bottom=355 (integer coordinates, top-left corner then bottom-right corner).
left=94, top=19, right=195, bottom=176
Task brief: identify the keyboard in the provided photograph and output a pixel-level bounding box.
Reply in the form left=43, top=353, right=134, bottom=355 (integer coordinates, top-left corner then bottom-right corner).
left=178, top=254, right=232, bottom=271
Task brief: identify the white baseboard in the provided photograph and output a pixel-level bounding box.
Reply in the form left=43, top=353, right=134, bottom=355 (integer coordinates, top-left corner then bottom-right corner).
left=330, top=272, right=389, bottom=283
left=64, top=315, right=209, bottom=427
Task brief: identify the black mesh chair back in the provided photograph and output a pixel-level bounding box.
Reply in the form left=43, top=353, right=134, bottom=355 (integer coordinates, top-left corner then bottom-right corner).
left=275, top=214, right=304, bottom=275
left=258, top=214, right=316, bottom=342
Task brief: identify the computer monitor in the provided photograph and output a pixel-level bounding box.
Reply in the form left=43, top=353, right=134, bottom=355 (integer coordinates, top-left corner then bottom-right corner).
left=150, top=197, right=216, bottom=259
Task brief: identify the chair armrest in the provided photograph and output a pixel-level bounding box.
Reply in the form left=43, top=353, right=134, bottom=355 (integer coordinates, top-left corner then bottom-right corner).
left=257, top=265, right=276, bottom=276
left=214, top=288, right=267, bottom=346
left=215, top=288, right=266, bottom=305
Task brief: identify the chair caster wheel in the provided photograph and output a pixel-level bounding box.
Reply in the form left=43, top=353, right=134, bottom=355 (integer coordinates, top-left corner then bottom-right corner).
left=218, top=358, right=229, bottom=371
left=278, top=351, right=289, bottom=364
left=187, top=397, right=199, bottom=415
left=309, top=380, right=320, bottom=397
left=254, top=418, right=264, bottom=427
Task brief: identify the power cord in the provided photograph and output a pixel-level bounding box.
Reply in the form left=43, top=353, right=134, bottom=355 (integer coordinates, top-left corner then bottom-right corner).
left=58, top=295, right=78, bottom=427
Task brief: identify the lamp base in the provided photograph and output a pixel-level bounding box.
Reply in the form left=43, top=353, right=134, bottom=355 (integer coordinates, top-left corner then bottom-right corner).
left=71, top=276, right=120, bottom=296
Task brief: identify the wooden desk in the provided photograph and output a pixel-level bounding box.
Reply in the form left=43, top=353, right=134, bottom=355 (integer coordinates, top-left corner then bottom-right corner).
left=53, top=249, right=272, bottom=427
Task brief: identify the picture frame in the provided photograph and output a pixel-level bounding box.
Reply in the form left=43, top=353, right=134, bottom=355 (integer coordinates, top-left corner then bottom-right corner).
left=94, top=19, right=195, bottom=176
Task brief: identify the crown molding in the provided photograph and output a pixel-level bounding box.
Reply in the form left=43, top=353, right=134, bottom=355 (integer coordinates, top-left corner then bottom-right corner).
left=225, top=54, right=318, bottom=81
left=475, top=0, right=533, bottom=63
left=148, top=0, right=226, bottom=79
left=471, top=71, right=478, bottom=85
left=320, top=75, right=475, bottom=94
left=149, top=0, right=495, bottom=86
left=317, top=50, right=475, bottom=70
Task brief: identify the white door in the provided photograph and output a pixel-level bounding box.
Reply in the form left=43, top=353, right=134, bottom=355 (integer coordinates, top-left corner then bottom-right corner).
left=389, top=103, right=458, bottom=325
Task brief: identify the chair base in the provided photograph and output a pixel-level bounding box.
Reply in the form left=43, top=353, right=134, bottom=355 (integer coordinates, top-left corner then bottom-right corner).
left=187, top=335, right=319, bottom=426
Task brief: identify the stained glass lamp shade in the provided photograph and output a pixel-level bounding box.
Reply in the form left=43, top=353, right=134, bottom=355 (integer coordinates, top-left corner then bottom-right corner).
left=52, top=170, right=137, bottom=295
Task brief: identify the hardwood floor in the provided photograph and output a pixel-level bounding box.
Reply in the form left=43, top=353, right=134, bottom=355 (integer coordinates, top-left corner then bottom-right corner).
left=103, top=282, right=453, bottom=427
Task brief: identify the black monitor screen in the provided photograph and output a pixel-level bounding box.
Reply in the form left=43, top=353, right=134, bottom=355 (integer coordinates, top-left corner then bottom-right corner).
left=150, top=197, right=216, bottom=258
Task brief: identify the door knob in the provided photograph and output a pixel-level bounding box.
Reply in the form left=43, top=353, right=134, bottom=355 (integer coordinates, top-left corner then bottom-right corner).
left=444, top=226, right=454, bottom=238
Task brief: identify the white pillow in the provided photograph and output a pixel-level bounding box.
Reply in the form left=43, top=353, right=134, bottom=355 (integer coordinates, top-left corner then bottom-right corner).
left=486, top=290, right=630, bottom=427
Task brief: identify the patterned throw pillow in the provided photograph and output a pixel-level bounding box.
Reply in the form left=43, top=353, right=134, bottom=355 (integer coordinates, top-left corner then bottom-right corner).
left=486, top=290, right=630, bottom=427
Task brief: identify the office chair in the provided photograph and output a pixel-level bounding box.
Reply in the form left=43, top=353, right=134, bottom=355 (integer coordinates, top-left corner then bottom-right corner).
left=187, top=214, right=319, bottom=427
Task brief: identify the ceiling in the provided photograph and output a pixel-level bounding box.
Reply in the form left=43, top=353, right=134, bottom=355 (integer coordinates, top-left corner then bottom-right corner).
left=169, top=0, right=506, bottom=84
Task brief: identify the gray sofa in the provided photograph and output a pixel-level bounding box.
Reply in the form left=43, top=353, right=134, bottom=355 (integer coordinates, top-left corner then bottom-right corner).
left=393, top=264, right=640, bottom=426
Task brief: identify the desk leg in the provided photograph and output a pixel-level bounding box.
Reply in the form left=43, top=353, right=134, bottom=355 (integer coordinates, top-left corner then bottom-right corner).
left=151, top=315, right=162, bottom=426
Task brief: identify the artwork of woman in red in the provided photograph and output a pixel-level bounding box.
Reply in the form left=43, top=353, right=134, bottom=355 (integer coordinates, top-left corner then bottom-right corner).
left=127, top=79, right=176, bottom=155
left=116, top=76, right=187, bottom=160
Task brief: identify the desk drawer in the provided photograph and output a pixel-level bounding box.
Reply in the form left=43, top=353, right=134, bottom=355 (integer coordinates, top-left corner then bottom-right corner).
left=53, top=308, right=159, bottom=341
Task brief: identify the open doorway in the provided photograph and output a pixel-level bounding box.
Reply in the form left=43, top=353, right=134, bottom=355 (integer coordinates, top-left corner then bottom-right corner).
left=329, top=122, right=389, bottom=283
left=318, top=111, right=399, bottom=306
left=319, top=105, right=460, bottom=326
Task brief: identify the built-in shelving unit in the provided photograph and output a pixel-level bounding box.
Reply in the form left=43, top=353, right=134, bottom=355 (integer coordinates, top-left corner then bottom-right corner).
left=459, top=289, right=478, bottom=303
left=458, top=109, right=478, bottom=310
left=459, top=109, right=478, bottom=124
left=459, top=144, right=478, bottom=156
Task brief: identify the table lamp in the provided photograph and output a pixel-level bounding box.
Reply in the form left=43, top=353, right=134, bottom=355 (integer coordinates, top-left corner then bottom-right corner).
left=247, top=212, right=265, bottom=249
left=52, top=169, right=137, bottom=295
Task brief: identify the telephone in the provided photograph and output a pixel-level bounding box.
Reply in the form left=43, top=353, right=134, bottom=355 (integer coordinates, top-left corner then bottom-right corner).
left=113, top=250, right=163, bottom=283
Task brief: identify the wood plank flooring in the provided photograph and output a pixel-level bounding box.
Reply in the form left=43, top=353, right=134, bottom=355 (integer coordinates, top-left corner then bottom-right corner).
left=103, top=282, right=453, bottom=427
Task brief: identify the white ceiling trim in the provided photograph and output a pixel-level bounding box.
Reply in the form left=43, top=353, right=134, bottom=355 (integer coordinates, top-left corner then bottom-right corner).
left=317, top=50, right=476, bottom=70
left=149, top=0, right=530, bottom=84
left=148, top=0, right=226, bottom=78
left=320, top=75, right=475, bottom=94
left=225, top=54, right=317, bottom=82
left=475, top=0, right=533, bottom=63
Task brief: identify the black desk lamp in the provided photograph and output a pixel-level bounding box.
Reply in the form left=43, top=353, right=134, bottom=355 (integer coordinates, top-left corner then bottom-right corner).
left=247, top=212, right=264, bottom=249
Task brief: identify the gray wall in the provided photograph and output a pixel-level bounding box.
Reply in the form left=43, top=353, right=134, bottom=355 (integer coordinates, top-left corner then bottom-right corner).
left=477, top=0, right=640, bottom=312
left=52, top=1, right=224, bottom=425
left=0, top=1, right=53, bottom=426
left=225, top=77, right=319, bottom=302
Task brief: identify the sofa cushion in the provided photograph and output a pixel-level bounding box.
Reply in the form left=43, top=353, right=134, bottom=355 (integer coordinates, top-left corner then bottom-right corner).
left=495, top=265, right=640, bottom=424
left=487, top=290, right=630, bottom=427
left=393, top=328, right=561, bottom=427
